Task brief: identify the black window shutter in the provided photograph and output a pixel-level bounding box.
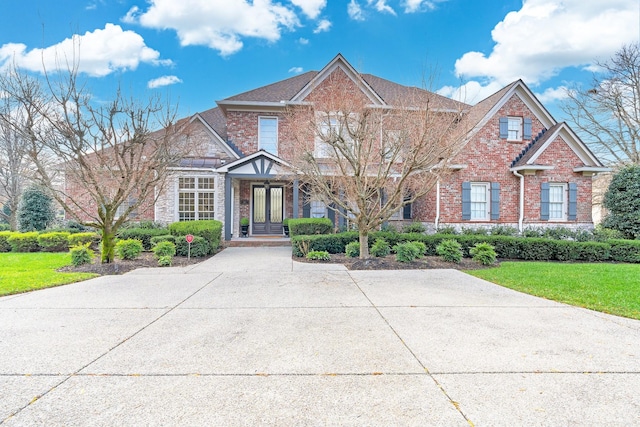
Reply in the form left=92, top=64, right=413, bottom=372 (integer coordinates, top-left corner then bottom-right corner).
left=403, top=203, right=412, bottom=220
left=523, top=118, right=532, bottom=140
left=302, top=185, right=311, bottom=218
left=462, top=182, right=471, bottom=220
left=327, top=203, right=336, bottom=224
left=540, top=183, right=550, bottom=220
left=499, top=117, right=508, bottom=139
left=490, top=182, right=500, bottom=220
left=568, top=183, right=577, bottom=220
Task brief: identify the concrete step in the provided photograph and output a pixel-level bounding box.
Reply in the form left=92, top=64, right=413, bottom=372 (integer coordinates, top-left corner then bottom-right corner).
left=227, top=237, right=291, bottom=247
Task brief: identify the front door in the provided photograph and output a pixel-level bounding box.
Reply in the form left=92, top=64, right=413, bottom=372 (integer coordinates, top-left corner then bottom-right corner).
left=252, top=185, right=283, bottom=235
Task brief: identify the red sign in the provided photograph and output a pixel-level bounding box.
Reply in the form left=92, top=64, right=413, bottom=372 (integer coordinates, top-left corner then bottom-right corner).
left=185, top=234, right=194, bottom=243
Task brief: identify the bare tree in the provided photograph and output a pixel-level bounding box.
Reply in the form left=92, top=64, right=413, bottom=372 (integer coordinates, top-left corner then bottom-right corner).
left=0, top=96, right=32, bottom=230
left=0, top=66, right=202, bottom=262
left=562, top=43, right=640, bottom=165
left=287, top=72, right=468, bottom=258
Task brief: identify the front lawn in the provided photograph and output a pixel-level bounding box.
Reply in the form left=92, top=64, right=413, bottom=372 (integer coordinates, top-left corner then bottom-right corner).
left=0, top=253, right=97, bottom=296
left=467, top=262, right=640, bottom=320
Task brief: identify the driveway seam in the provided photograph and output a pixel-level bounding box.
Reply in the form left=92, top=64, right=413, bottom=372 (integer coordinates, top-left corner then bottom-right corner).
left=346, top=271, right=475, bottom=427
left=0, top=273, right=223, bottom=425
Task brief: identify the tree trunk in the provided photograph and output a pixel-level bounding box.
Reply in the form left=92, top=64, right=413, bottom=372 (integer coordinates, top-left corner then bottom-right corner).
left=358, top=231, right=370, bottom=259
left=101, top=225, right=115, bottom=264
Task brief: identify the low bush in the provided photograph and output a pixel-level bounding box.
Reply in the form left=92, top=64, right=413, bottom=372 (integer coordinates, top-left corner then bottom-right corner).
left=436, top=226, right=458, bottom=235
left=0, top=223, right=10, bottom=231
left=608, top=239, right=640, bottom=263
left=345, top=241, right=360, bottom=258
left=306, top=250, right=331, bottom=261
left=117, top=227, right=169, bottom=250
left=115, top=239, right=143, bottom=260
left=70, top=243, right=94, bottom=266
left=175, top=235, right=210, bottom=257
left=37, top=232, right=71, bottom=252
left=402, top=222, right=426, bottom=234
left=152, top=241, right=176, bottom=258
left=291, top=232, right=359, bottom=257
left=469, top=242, right=497, bottom=265
left=157, top=255, right=172, bottom=267
left=288, top=218, right=333, bottom=236
left=436, top=239, right=463, bottom=263
left=150, top=235, right=177, bottom=247
left=489, top=225, right=519, bottom=236
left=168, top=220, right=222, bottom=254
left=68, top=232, right=100, bottom=248
left=576, top=241, right=611, bottom=262
left=370, top=238, right=391, bottom=257
left=122, top=220, right=165, bottom=230
left=8, top=232, right=40, bottom=252
left=0, top=231, right=16, bottom=252
left=409, top=240, right=426, bottom=257
left=393, top=242, right=421, bottom=262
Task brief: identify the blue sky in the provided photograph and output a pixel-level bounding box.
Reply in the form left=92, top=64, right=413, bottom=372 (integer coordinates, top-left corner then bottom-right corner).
left=0, top=0, right=638, bottom=122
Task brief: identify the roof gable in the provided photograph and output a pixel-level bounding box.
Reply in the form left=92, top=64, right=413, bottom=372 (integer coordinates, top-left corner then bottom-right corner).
left=190, top=108, right=241, bottom=159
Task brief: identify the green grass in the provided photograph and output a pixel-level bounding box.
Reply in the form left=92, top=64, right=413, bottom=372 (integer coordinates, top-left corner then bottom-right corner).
left=466, top=262, right=640, bottom=320
left=0, top=253, right=97, bottom=296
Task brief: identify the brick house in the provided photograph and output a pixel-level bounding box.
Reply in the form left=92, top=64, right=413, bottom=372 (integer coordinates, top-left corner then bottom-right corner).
left=145, top=54, right=609, bottom=240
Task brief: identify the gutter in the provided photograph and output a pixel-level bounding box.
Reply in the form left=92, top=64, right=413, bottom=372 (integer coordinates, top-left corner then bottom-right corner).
left=434, top=180, right=440, bottom=230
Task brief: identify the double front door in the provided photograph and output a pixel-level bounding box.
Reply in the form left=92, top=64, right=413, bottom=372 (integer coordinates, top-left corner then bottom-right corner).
left=252, top=185, right=283, bottom=235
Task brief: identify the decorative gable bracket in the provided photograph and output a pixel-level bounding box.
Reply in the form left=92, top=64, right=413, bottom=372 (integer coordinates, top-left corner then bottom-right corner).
left=573, top=166, right=611, bottom=177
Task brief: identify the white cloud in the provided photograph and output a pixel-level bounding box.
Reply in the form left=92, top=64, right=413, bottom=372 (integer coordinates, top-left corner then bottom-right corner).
left=367, top=0, right=396, bottom=15
left=147, top=75, right=183, bottom=89
left=535, top=86, right=569, bottom=103
left=313, top=19, right=332, bottom=33
left=290, top=0, right=326, bottom=19
left=288, top=66, right=303, bottom=73
left=298, top=37, right=309, bottom=45
left=348, top=0, right=365, bottom=20
left=437, top=80, right=504, bottom=105
left=403, top=0, right=447, bottom=13
left=454, top=0, right=639, bottom=85
left=0, top=24, right=170, bottom=77
left=129, top=0, right=299, bottom=56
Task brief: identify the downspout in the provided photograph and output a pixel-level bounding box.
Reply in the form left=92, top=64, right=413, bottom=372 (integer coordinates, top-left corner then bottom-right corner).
left=434, top=179, right=440, bottom=230
left=511, top=169, right=524, bottom=232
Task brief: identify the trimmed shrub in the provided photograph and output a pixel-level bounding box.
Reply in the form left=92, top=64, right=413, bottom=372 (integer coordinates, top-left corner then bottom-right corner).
left=436, top=226, right=458, bottom=235
left=152, top=241, right=176, bottom=258
left=554, top=240, right=582, bottom=261
left=0, top=231, right=16, bottom=252
left=402, top=222, right=426, bottom=234
left=115, top=239, right=143, bottom=260
left=345, top=241, right=360, bottom=258
left=291, top=232, right=359, bottom=257
left=518, top=238, right=556, bottom=261
left=370, top=238, right=391, bottom=257
left=593, top=226, right=624, bottom=242
left=8, top=232, right=40, bottom=252
left=608, top=239, right=640, bottom=263
left=168, top=220, right=222, bottom=254
left=157, top=255, right=172, bottom=267
left=117, top=227, right=169, bottom=251
left=409, top=241, right=426, bottom=257
left=0, top=223, right=11, bottom=231
left=469, top=242, right=497, bottom=266
left=122, top=220, right=165, bottom=230
left=70, top=243, right=94, bottom=266
left=68, top=232, right=100, bottom=248
left=436, top=239, right=463, bottom=263
left=306, top=250, right=331, bottom=261
left=288, top=218, right=333, bottom=236
left=489, top=225, right=519, bottom=236
left=150, top=235, right=177, bottom=247
left=394, top=242, right=421, bottom=262
left=17, top=186, right=54, bottom=232
left=38, top=232, right=71, bottom=252
left=576, top=241, right=611, bottom=262
left=175, top=235, right=210, bottom=257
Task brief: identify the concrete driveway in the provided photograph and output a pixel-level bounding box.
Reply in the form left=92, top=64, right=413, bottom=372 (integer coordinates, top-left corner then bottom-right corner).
left=1, top=247, right=639, bottom=426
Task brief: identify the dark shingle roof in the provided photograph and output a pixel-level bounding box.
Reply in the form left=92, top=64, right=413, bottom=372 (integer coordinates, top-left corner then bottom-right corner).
left=224, top=71, right=318, bottom=103
left=510, top=122, right=561, bottom=168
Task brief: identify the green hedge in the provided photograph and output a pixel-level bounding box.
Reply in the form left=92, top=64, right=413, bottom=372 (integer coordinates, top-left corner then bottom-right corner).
left=38, top=232, right=71, bottom=252
left=116, top=227, right=169, bottom=250
left=68, top=232, right=100, bottom=248
left=288, top=218, right=333, bottom=236
left=7, top=232, right=40, bottom=252
left=168, top=220, right=222, bottom=254
left=150, top=235, right=177, bottom=247
left=292, top=232, right=640, bottom=263
left=175, top=235, right=210, bottom=257
left=0, top=231, right=16, bottom=252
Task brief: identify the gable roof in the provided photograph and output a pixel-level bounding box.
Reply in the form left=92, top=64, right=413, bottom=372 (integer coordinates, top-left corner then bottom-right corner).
left=193, top=107, right=242, bottom=158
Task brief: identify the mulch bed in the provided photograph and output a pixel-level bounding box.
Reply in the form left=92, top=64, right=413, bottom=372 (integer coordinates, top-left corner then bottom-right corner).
left=59, top=252, right=213, bottom=276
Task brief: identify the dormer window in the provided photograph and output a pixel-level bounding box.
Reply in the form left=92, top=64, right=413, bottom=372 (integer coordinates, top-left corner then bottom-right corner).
left=500, top=116, right=532, bottom=141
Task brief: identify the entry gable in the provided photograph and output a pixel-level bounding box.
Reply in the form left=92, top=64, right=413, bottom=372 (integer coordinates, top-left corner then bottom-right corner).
left=218, top=150, right=292, bottom=178
left=291, top=53, right=385, bottom=106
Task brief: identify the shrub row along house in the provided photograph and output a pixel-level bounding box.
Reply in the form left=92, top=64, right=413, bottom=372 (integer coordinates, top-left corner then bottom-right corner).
left=66, top=54, right=608, bottom=241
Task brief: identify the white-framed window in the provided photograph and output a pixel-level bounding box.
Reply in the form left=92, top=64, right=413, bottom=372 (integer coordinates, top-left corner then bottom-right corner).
left=470, top=182, right=490, bottom=220
left=310, top=200, right=327, bottom=218
left=315, top=116, right=337, bottom=158
left=178, top=177, right=215, bottom=221
left=115, top=196, right=138, bottom=219
left=548, top=183, right=567, bottom=220
left=507, top=116, right=523, bottom=141
left=258, top=116, right=278, bottom=155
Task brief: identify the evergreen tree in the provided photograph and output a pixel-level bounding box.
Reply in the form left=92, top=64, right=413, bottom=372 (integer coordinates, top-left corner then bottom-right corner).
left=17, top=186, right=54, bottom=231
left=602, top=165, right=640, bottom=239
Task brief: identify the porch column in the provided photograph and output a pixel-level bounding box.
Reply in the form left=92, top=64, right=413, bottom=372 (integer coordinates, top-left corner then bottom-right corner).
left=292, top=179, right=299, bottom=218
left=224, top=175, right=232, bottom=240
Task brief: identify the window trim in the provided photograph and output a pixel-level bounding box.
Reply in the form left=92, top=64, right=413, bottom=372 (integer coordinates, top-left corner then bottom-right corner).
left=548, top=183, right=567, bottom=221
left=177, top=176, right=216, bottom=221
left=507, top=116, right=523, bottom=141
left=470, top=182, right=490, bottom=221
left=258, top=116, right=278, bottom=155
